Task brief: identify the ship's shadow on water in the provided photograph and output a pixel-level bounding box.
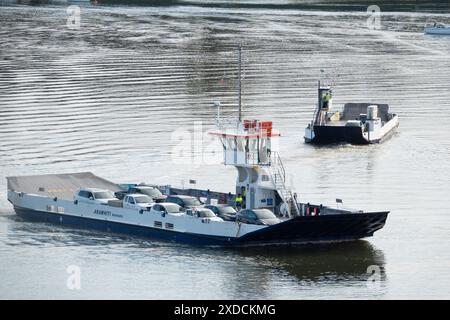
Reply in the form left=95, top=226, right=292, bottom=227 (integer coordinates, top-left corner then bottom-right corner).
left=5, top=214, right=385, bottom=286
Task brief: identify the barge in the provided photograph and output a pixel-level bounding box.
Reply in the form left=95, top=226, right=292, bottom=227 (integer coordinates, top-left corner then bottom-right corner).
left=304, top=80, right=399, bottom=144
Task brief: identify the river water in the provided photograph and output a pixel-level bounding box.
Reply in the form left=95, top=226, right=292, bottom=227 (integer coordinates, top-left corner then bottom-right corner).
left=1, top=1, right=450, bottom=299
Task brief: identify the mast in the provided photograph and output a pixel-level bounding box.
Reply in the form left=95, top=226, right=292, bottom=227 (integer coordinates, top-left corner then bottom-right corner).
left=238, top=44, right=242, bottom=123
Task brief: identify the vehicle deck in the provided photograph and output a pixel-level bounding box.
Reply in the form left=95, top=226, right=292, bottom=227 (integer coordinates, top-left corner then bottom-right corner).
left=7, top=172, right=123, bottom=200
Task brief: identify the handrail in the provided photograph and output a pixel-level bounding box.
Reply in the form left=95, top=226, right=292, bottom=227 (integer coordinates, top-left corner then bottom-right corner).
left=270, top=152, right=302, bottom=217
left=272, top=152, right=285, bottom=183
left=313, top=101, right=320, bottom=125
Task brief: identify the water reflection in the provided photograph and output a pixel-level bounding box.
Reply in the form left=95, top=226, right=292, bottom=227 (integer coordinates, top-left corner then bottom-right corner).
left=231, top=241, right=385, bottom=283
left=4, top=214, right=385, bottom=289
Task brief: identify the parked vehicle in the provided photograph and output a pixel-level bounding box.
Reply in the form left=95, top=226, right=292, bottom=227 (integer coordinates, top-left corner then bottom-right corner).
left=123, top=194, right=154, bottom=211
left=128, top=186, right=167, bottom=202
left=149, top=203, right=183, bottom=215
left=74, top=188, right=116, bottom=205
left=204, top=204, right=237, bottom=221
left=186, top=208, right=223, bottom=222
left=114, top=186, right=166, bottom=202
left=236, top=209, right=281, bottom=225
left=165, top=195, right=203, bottom=209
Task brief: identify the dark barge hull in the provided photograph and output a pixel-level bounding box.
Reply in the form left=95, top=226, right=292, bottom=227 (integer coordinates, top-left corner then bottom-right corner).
left=309, top=125, right=371, bottom=145
left=237, top=211, right=388, bottom=245
left=13, top=206, right=388, bottom=247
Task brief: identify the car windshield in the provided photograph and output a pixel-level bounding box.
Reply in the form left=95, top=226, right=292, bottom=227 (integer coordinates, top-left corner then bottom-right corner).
left=134, top=195, right=153, bottom=203
left=141, top=188, right=163, bottom=197
left=218, top=206, right=237, bottom=215
left=253, top=209, right=276, bottom=219
left=164, top=204, right=181, bottom=213
left=94, top=191, right=114, bottom=199
left=197, top=209, right=216, bottom=218
left=183, top=197, right=202, bottom=206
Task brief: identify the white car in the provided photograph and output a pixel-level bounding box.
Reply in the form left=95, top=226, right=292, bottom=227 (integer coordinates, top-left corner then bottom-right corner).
left=186, top=208, right=224, bottom=222
left=150, top=202, right=183, bottom=216
left=74, top=188, right=116, bottom=205
left=123, top=194, right=154, bottom=211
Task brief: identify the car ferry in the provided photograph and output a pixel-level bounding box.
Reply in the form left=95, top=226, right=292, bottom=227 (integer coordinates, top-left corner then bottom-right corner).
left=7, top=116, right=388, bottom=246
left=7, top=111, right=389, bottom=246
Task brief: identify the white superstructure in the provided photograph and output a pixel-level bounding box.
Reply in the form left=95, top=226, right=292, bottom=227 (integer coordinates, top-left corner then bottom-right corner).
left=209, top=118, right=299, bottom=217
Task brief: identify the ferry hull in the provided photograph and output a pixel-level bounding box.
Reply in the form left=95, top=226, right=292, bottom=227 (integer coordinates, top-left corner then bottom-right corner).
left=13, top=206, right=233, bottom=246
left=238, top=211, right=388, bottom=244
left=306, top=122, right=398, bottom=145
left=308, top=125, right=369, bottom=145
left=13, top=205, right=388, bottom=246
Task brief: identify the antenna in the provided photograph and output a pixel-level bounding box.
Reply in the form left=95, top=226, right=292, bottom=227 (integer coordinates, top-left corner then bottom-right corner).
left=238, top=44, right=242, bottom=123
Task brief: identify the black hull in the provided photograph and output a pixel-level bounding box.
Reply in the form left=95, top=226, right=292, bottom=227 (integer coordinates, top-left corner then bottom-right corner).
left=13, top=206, right=388, bottom=247
left=310, top=125, right=370, bottom=145
left=238, top=211, right=388, bottom=244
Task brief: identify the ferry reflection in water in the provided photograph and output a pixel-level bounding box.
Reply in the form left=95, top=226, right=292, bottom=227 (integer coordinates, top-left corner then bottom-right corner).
left=230, top=241, right=385, bottom=284
left=4, top=214, right=386, bottom=299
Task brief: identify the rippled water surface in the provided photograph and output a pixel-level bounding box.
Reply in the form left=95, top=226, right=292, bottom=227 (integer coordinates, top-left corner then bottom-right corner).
left=1, top=1, right=450, bottom=299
